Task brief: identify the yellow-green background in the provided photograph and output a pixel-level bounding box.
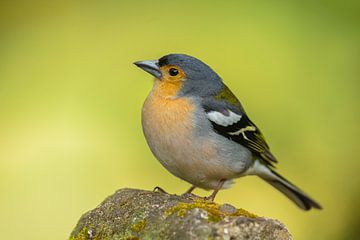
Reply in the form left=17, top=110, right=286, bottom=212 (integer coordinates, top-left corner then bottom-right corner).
left=1, top=1, right=359, bottom=239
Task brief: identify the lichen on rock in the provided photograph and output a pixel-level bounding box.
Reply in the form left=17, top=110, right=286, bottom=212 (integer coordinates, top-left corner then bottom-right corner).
left=70, top=188, right=292, bottom=240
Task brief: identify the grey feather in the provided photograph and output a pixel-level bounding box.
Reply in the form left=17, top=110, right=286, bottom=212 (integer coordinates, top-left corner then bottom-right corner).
left=159, top=54, right=224, bottom=97
left=260, top=169, right=322, bottom=210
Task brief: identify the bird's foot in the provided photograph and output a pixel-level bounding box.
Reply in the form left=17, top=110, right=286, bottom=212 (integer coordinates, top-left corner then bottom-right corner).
left=153, top=186, right=168, bottom=194
left=203, top=194, right=216, bottom=202
left=180, top=185, right=200, bottom=199
left=181, top=192, right=202, bottom=200
left=203, top=179, right=226, bottom=202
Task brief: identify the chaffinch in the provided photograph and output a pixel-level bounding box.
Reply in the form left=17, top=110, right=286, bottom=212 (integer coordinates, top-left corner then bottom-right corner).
left=134, top=54, right=321, bottom=210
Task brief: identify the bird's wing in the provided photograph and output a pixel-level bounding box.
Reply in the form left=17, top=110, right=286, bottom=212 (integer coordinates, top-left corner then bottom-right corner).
left=202, top=85, right=277, bottom=167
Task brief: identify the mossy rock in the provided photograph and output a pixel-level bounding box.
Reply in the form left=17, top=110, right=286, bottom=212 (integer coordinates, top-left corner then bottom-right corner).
left=70, top=188, right=292, bottom=240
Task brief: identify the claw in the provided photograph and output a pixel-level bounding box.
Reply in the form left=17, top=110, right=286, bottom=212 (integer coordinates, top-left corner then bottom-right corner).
left=204, top=179, right=226, bottom=201
left=181, top=192, right=202, bottom=200
left=153, top=186, right=168, bottom=194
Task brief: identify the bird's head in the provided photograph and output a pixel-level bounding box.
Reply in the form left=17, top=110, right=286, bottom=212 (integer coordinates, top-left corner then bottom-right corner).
left=134, top=54, right=223, bottom=97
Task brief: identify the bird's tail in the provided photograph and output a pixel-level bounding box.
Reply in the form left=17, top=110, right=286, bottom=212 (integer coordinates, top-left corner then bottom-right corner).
left=261, top=168, right=322, bottom=210
left=249, top=160, right=322, bottom=210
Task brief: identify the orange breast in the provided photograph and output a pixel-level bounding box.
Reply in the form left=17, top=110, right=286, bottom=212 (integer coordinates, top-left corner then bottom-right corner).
left=142, top=80, right=242, bottom=189
left=141, top=80, right=196, bottom=173
left=142, top=80, right=194, bottom=138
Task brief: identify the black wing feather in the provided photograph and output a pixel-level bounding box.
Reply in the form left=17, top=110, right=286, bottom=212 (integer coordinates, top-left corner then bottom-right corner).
left=202, top=87, right=277, bottom=168
left=209, top=113, right=277, bottom=167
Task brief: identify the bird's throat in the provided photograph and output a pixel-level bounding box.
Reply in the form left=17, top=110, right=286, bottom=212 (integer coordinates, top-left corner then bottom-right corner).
left=152, top=79, right=183, bottom=99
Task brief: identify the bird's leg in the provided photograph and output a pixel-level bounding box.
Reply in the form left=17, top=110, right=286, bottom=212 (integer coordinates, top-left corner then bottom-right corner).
left=181, top=185, right=198, bottom=198
left=204, top=179, right=226, bottom=201
left=184, top=185, right=196, bottom=195
left=153, top=186, right=168, bottom=194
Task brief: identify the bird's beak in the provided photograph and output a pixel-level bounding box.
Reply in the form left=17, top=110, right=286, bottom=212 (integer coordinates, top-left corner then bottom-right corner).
left=134, top=60, right=162, bottom=79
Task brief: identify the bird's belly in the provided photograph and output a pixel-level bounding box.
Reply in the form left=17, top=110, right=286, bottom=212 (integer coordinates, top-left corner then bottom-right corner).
left=142, top=94, right=252, bottom=189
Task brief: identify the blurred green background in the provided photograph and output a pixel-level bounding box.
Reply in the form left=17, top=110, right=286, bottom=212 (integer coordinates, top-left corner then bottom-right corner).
left=0, top=0, right=359, bottom=239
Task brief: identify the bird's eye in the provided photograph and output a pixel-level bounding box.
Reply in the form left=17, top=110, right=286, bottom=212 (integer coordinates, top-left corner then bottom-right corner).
left=169, top=68, right=179, bottom=76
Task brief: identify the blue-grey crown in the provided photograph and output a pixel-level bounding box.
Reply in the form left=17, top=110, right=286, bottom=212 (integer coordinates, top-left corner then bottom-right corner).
left=159, top=54, right=223, bottom=97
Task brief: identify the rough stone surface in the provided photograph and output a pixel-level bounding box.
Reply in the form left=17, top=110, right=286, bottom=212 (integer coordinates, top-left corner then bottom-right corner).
left=70, top=188, right=292, bottom=240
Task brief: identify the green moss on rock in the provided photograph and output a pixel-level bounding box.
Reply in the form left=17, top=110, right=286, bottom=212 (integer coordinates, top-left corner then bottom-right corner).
left=131, top=219, right=146, bottom=232
left=69, top=188, right=291, bottom=240
left=166, top=198, right=257, bottom=222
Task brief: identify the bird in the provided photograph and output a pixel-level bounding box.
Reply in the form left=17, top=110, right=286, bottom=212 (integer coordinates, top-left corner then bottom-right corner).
left=134, top=53, right=322, bottom=210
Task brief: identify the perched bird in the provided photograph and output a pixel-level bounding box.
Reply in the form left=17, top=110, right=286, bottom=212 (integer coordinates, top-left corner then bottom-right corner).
left=134, top=54, right=321, bottom=210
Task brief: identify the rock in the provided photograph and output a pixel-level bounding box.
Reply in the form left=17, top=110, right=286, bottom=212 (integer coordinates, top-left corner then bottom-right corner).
left=69, top=188, right=292, bottom=240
